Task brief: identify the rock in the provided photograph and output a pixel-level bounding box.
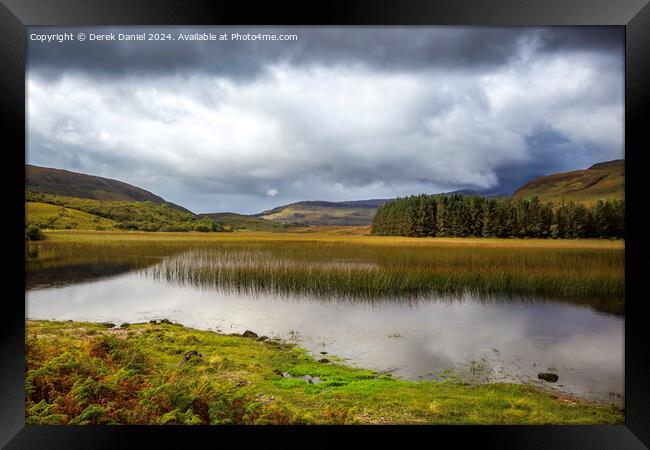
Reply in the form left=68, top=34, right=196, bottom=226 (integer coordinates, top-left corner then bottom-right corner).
left=538, top=372, right=559, bottom=383
left=180, top=350, right=204, bottom=365
left=256, top=336, right=268, bottom=341
left=256, top=393, right=275, bottom=403
left=160, top=319, right=172, bottom=325
left=242, top=330, right=258, bottom=338
left=320, top=351, right=328, bottom=355
left=279, top=372, right=324, bottom=384
left=318, top=358, right=330, bottom=364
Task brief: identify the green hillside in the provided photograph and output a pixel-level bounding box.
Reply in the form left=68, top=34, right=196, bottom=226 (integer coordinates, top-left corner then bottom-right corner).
left=25, top=192, right=223, bottom=233
left=198, top=212, right=286, bottom=232
left=257, top=200, right=391, bottom=226
left=513, top=160, right=624, bottom=205
left=26, top=202, right=117, bottom=230
left=26, top=164, right=192, bottom=213
left=24, top=165, right=229, bottom=233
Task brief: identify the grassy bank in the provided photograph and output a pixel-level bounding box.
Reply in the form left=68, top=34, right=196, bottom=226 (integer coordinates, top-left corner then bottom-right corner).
left=28, top=231, right=624, bottom=303
left=26, top=320, right=623, bottom=425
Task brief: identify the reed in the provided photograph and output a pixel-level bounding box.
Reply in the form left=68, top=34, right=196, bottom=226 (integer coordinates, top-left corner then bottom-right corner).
left=28, top=231, right=624, bottom=303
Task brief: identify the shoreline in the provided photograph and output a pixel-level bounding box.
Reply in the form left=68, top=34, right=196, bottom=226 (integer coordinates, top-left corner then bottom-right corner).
left=25, top=319, right=624, bottom=425
left=25, top=314, right=624, bottom=406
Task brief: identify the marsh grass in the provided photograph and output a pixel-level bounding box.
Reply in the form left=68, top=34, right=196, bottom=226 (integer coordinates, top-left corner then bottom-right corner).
left=28, top=231, right=624, bottom=305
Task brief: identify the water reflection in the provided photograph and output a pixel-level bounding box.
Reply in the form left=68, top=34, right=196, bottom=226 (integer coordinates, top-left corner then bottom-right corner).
left=26, top=255, right=162, bottom=290
left=26, top=264, right=624, bottom=404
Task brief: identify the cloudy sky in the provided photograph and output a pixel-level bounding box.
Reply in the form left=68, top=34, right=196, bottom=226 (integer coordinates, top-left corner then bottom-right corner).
left=27, top=26, right=624, bottom=214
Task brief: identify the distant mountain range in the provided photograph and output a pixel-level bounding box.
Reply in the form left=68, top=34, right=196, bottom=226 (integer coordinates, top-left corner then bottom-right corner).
left=255, top=199, right=392, bottom=226
left=255, top=191, right=508, bottom=226
left=197, top=212, right=286, bottom=232
left=25, top=160, right=625, bottom=229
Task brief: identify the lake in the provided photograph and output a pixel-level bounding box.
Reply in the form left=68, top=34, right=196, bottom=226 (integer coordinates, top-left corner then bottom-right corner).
left=25, top=234, right=625, bottom=404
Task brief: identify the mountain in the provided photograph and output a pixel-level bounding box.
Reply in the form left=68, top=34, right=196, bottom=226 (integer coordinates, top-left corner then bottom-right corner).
left=197, top=212, right=286, bottom=232
left=26, top=164, right=193, bottom=214
left=513, top=159, right=624, bottom=205
left=254, top=191, right=510, bottom=226
left=256, top=199, right=393, bottom=226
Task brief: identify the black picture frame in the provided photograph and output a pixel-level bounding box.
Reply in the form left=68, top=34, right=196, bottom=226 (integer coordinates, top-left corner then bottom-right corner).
left=2, top=0, right=648, bottom=448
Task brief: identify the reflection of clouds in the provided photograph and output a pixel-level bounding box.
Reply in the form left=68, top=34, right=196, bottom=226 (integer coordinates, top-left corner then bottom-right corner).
left=26, top=273, right=623, bottom=402
left=552, top=331, right=624, bottom=371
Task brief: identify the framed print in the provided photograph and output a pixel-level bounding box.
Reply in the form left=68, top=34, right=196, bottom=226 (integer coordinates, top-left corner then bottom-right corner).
left=1, top=0, right=649, bottom=447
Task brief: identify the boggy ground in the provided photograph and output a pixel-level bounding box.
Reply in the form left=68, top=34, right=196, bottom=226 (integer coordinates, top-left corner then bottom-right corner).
left=26, top=320, right=624, bottom=425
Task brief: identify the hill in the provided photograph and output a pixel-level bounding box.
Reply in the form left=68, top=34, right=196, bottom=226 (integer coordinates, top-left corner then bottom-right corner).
left=513, top=160, right=624, bottom=205
left=25, top=192, right=224, bottom=232
left=26, top=201, right=118, bottom=230
left=197, top=212, right=286, bottom=232
left=26, top=164, right=192, bottom=214
left=256, top=199, right=392, bottom=226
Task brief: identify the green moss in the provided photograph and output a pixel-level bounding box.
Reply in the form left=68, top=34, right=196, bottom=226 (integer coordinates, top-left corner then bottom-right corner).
left=26, top=320, right=624, bottom=425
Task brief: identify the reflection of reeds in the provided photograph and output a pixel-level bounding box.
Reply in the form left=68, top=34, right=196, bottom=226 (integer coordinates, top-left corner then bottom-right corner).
left=143, top=248, right=623, bottom=311
left=26, top=254, right=162, bottom=290
left=27, top=232, right=624, bottom=305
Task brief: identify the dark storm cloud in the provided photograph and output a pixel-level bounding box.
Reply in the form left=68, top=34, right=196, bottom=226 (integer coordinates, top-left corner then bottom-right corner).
left=28, top=26, right=622, bottom=81
left=26, top=26, right=624, bottom=214
left=535, top=26, right=623, bottom=54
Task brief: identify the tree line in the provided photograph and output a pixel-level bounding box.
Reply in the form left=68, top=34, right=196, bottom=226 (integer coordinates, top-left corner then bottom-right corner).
left=371, top=194, right=624, bottom=239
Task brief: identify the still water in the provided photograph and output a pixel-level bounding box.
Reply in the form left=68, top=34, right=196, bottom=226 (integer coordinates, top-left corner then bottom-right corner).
left=26, top=254, right=624, bottom=404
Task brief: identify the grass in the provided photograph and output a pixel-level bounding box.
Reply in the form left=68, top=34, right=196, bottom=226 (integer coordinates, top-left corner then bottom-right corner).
left=25, top=320, right=624, bottom=425
left=285, top=225, right=372, bottom=235
left=27, top=231, right=624, bottom=305
left=26, top=202, right=118, bottom=230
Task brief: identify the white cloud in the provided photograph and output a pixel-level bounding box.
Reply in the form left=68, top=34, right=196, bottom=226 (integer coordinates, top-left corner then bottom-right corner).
left=27, top=41, right=623, bottom=213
